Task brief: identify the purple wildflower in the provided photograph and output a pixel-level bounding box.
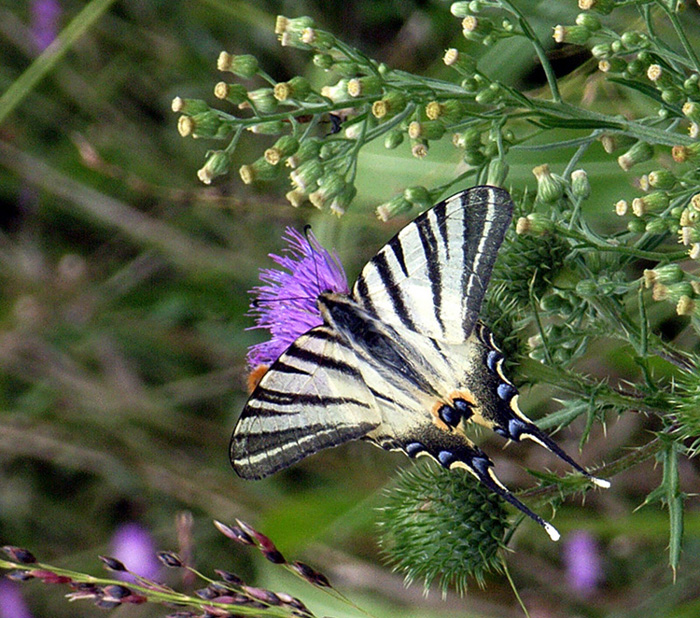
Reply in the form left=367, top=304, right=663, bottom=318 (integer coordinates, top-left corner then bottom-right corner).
left=31, top=0, right=61, bottom=52
left=562, top=530, right=602, bottom=595
left=0, top=580, right=33, bottom=618
left=246, top=227, right=349, bottom=369
left=110, top=523, right=160, bottom=581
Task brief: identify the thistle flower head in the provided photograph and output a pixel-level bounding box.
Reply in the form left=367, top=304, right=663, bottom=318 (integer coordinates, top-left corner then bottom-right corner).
left=247, top=228, right=349, bottom=369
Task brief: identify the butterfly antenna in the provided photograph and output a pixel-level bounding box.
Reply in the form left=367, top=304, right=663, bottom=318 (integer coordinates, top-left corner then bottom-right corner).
left=510, top=419, right=610, bottom=489
left=303, top=224, right=324, bottom=294
left=454, top=457, right=560, bottom=542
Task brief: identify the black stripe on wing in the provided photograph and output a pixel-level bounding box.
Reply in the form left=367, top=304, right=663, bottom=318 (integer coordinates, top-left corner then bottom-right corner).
left=352, top=185, right=513, bottom=343
left=230, top=325, right=380, bottom=480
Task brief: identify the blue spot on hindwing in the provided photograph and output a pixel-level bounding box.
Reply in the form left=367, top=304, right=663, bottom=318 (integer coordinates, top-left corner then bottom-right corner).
left=497, top=382, right=517, bottom=401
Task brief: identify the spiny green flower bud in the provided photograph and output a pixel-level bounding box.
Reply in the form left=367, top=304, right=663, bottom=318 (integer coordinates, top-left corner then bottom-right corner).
left=239, top=158, right=279, bottom=185
left=408, top=120, right=446, bottom=141
left=372, top=91, right=406, bottom=119
left=290, top=159, right=324, bottom=191
left=300, top=27, right=335, bottom=50
left=264, top=136, right=300, bottom=165
left=443, top=48, right=477, bottom=75
left=309, top=172, right=346, bottom=209
left=425, top=100, right=464, bottom=123
left=347, top=76, right=382, bottom=98
left=384, top=129, right=404, bottom=149
left=474, top=83, right=502, bottom=105
left=450, top=2, right=472, bottom=18
left=487, top=159, right=509, bottom=187
left=245, top=88, right=277, bottom=114
left=578, top=0, right=615, bottom=14
left=320, top=79, right=350, bottom=103
left=171, top=97, right=209, bottom=115
left=274, top=76, right=311, bottom=101
left=643, top=264, right=684, bottom=288
left=533, top=164, right=565, bottom=203
left=648, top=169, right=676, bottom=190
left=378, top=463, right=506, bottom=594
left=213, top=82, right=248, bottom=105
left=571, top=169, right=591, bottom=199
left=247, top=120, right=285, bottom=135
left=632, top=191, right=670, bottom=216
left=462, top=15, right=493, bottom=41
left=197, top=150, right=230, bottom=185
left=376, top=195, right=412, bottom=221
left=553, top=25, right=591, bottom=45
left=403, top=185, right=432, bottom=209
left=575, top=12, right=601, bottom=30
left=672, top=142, right=700, bottom=163
left=287, top=139, right=322, bottom=169
left=217, top=52, right=259, bottom=79
left=516, top=213, right=554, bottom=235
left=617, top=141, right=654, bottom=171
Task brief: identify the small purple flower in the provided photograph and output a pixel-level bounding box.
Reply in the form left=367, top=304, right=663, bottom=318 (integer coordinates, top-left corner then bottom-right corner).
left=247, top=227, right=349, bottom=369
left=0, top=579, right=33, bottom=618
left=110, top=523, right=160, bottom=582
left=562, top=530, right=602, bottom=595
left=31, top=0, right=61, bottom=52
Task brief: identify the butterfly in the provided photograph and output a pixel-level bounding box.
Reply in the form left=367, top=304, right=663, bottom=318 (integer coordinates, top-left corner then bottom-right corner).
left=230, top=185, right=608, bottom=541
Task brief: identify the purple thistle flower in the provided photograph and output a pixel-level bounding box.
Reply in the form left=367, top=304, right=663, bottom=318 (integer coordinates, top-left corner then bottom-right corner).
left=0, top=579, right=33, bottom=618
left=110, top=523, right=160, bottom=581
left=31, top=0, right=61, bottom=52
left=246, top=227, right=349, bottom=370
left=562, top=530, right=602, bottom=595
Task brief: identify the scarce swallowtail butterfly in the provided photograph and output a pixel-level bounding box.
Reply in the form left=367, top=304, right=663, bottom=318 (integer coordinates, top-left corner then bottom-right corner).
left=230, top=185, right=609, bottom=541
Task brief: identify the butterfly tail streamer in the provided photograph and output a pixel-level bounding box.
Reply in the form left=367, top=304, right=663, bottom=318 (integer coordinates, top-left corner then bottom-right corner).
left=451, top=458, right=560, bottom=542
left=514, top=421, right=610, bottom=488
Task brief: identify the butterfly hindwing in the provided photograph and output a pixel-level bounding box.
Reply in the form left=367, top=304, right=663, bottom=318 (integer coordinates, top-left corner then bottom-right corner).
left=231, top=326, right=381, bottom=479
left=353, top=186, right=513, bottom=344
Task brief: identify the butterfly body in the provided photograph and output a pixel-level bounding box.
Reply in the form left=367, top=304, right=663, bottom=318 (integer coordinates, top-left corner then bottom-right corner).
left=231, top=186, right=607, bottom=540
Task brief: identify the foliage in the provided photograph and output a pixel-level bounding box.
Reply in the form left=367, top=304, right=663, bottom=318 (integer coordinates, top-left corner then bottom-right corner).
left=2, top=0, right=700, bottom=616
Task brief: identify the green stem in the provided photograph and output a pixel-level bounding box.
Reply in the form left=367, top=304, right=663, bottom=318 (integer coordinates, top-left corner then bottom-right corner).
left=0, top=0, right=119, bottom=126
left=657, top=1, right=700, bottom=74
left=498, top=0, right=561, bottom=102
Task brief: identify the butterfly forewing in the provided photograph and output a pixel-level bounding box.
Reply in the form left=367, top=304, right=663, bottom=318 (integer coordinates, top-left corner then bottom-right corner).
left=352, top=186, right=513, bottom=344
left=231, top=326, right=381, bottom=479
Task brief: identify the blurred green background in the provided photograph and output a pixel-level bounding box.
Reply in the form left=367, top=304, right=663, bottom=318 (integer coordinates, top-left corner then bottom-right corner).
left=1, top=1, right=700, bottom=616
